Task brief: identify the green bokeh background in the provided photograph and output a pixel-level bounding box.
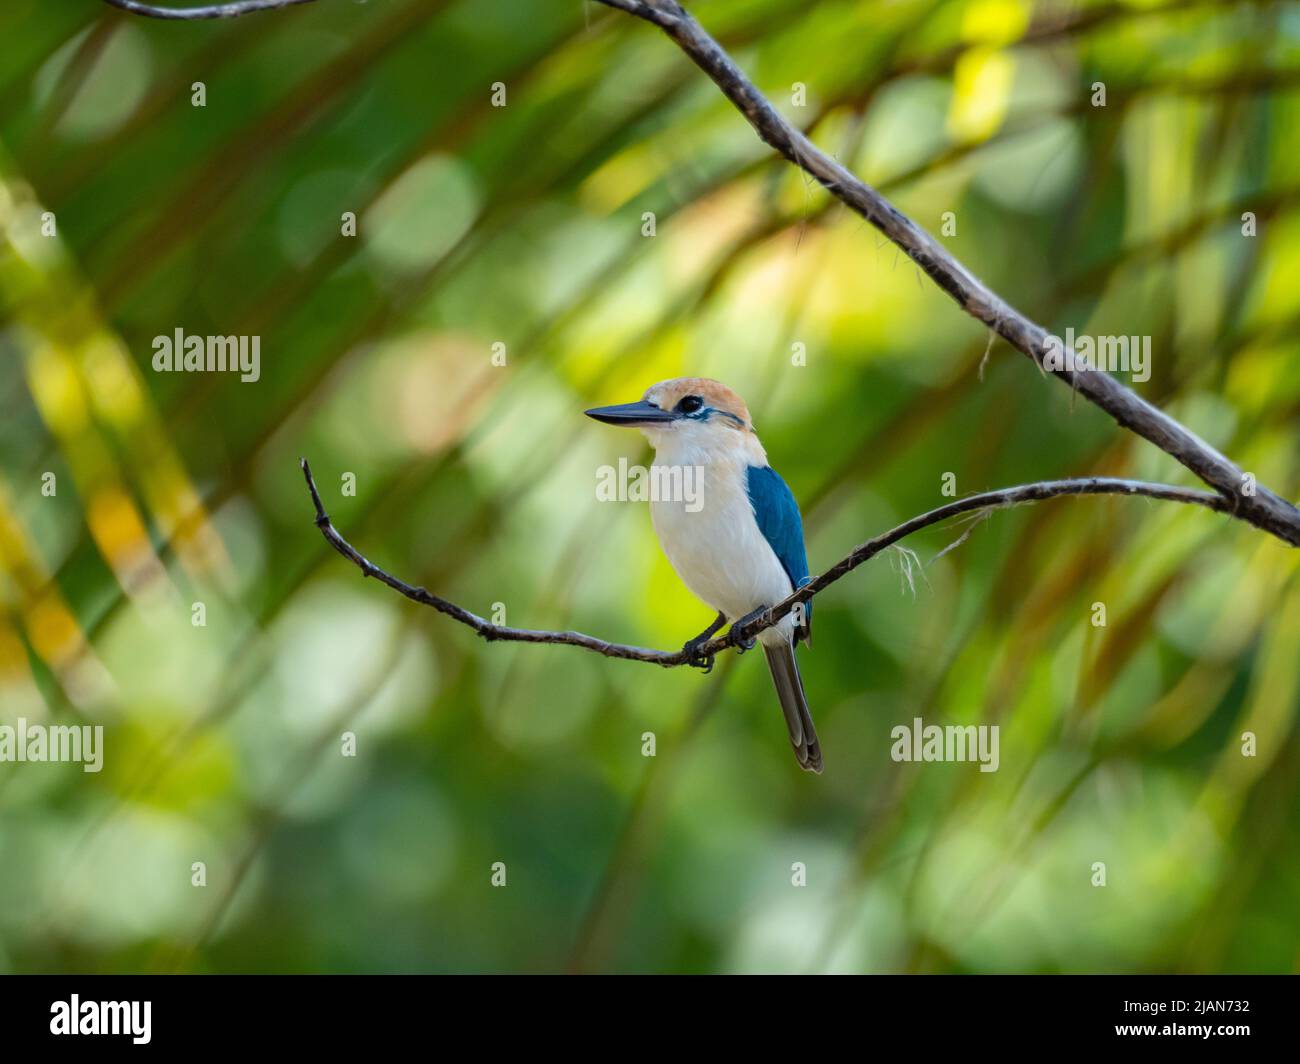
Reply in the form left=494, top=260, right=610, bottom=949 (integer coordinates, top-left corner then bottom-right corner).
left=1, top=0, right=1299, bottom=973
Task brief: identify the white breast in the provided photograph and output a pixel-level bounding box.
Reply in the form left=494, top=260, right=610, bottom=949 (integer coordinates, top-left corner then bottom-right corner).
left=648, top=433, right=796, bottom=646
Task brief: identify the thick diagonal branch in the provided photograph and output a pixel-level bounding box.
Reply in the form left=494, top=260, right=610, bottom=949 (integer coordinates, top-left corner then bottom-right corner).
left=302, top=458, right=1229, bottom=667
left=588, top=0, right=1300, bottom=545
left=102, top=0, right=1300, bottom=543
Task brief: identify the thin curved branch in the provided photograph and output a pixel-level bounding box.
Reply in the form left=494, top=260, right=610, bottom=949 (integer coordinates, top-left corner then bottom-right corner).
left=301, top=458, right=1230, bottom=668
left=100, top=0, right=315, bottom=19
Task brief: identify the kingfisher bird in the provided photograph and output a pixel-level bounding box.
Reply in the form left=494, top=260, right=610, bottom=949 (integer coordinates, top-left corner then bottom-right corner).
left=585, top=378, right=822, bottom=773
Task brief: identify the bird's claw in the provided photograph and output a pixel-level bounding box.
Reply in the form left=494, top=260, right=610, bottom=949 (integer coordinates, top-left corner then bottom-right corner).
left=728, top=629, right=757, bottom=653
left=727, top=608, right=767, bottom=653
left=681, top=638, right=715, bottom=673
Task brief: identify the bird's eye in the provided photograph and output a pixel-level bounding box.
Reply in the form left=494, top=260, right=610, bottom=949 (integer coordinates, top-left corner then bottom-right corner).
left=677, top=395, right=704, bottom=414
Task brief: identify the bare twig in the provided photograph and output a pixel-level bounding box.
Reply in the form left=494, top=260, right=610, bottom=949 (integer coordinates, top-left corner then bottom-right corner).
left=100, top=0, right=315, bottom=19
left=302, top=458, right=1230, bottom=667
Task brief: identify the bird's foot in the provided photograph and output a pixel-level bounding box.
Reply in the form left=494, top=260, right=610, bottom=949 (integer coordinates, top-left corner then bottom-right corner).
left=681, top=611, right=726, bottom=672
left=681, top=635, right=715, bottom=673
left=727, top=607, right=768, bottom=654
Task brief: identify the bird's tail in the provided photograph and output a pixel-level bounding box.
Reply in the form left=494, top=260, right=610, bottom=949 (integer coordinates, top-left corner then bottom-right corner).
left=763, top=640, right=823, bottom=773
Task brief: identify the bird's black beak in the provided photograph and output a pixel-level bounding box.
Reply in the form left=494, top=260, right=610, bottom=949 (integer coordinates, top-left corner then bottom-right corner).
left=584, top=400, right=676, bottom=427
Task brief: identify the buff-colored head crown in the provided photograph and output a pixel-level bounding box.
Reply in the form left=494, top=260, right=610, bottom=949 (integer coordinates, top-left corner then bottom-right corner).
left=643, top=377, right=752, bottom=431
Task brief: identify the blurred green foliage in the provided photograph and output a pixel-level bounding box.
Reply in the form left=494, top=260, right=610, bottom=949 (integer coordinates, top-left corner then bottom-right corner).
left=1, top=0, right=1299, bottom=973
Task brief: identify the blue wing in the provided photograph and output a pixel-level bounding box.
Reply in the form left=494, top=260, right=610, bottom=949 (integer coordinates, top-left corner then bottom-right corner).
left=745, top=464, right=812, bottom=641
